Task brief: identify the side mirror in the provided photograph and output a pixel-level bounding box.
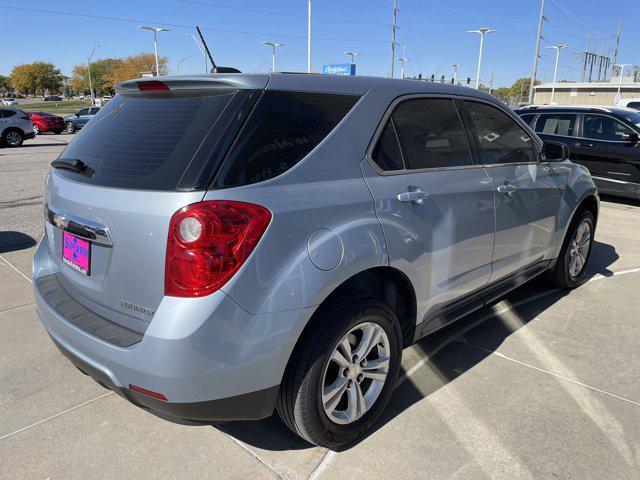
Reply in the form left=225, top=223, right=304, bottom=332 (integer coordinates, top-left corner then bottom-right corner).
left=542, top=141, right=569, bottom=162
left=621, top=132, right=640, bottom=143
left=76, top=113, right=81, bottom=117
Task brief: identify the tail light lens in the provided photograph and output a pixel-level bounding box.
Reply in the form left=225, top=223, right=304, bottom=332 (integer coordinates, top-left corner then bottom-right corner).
left=165, top=201, right=271, bottom=297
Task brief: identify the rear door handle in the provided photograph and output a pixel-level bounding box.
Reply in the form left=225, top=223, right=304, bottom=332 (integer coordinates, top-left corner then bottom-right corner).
left=397, top=189, right=429, bottom=205
left=497, top=184, right=516, bottom=196
left=576, top=142, right=596, bottom=148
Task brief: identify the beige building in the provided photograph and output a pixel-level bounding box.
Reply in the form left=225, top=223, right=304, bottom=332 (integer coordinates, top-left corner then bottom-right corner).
left=533, top=77, right=640, bottom=106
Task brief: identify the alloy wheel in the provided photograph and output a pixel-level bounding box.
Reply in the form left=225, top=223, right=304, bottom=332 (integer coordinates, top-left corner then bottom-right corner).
left=321, top=322, right=390, bottom=425
left=6, top=131, right=22, bottom=146
left=568, top=220, right=591, bottom=278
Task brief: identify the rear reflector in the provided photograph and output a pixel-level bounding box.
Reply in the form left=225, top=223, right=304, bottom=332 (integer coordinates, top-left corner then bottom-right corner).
left=129, top=384, right=168, bottom=401
left=137, top=80, right=170, bottom=92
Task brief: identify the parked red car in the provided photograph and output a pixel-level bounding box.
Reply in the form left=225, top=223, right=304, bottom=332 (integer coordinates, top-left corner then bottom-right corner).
left=25, top=111, right=65, bottom=135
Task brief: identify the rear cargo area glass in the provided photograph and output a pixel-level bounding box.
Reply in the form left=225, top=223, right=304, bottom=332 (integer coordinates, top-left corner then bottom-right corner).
left=55, top=91, right=240, bottom=190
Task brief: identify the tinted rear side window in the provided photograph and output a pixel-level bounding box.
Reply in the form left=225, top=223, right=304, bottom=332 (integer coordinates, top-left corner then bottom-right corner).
left=213, top=91, right=359, bottom=188
left=55, top=91, right=241, bottom=190
left=392, top=98, right=472, bottom=170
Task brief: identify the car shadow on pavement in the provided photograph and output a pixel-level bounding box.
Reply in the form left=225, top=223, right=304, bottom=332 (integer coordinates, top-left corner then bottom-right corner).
left=0, top=231, right=37, bottom=254
left=216, top=239, right=619, bottom=452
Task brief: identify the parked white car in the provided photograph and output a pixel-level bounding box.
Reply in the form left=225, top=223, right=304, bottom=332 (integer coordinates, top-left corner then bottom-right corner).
left=2, top=98, right=19, bottom=106
left=617, top=98, right=640, bottom=110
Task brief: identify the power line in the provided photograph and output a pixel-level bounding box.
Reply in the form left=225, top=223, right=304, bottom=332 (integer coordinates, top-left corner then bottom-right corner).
left=0, top=5, right=389, bottom=43
left=326, top=0, right=394, bottom=8
left=180, top=0, right=391, bottom=26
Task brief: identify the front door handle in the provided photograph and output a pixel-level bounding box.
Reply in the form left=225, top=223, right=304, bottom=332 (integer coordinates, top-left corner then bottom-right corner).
left=397, top=189, right=429, bottom=205
left=497, top=184, right=516, bottom=196
left=576, top=142, right=596, bottom=148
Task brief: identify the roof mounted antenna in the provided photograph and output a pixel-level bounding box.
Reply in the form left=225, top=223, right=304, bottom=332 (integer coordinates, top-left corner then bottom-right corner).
left=196, top=26, right=241, bottom=74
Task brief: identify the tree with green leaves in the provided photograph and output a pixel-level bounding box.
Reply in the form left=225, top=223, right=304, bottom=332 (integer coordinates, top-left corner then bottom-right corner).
left=10, top=62, right=62, bottom=97
left=70, top=58, right=122, bottom=96
left=0, top=75, right=11, bottom=96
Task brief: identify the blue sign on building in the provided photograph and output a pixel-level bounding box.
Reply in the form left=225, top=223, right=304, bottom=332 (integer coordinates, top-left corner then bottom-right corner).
left=322, top=63, right=356, bottom=76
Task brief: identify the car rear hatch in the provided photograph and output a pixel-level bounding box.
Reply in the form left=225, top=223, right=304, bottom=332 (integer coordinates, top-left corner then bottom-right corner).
left=42, top=75, right=268, bottom=336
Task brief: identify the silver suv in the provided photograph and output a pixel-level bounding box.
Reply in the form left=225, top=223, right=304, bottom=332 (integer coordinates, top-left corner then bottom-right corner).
left=33, top=74, right=598, bottom=447
left=1, top=106, right=35, bottom=147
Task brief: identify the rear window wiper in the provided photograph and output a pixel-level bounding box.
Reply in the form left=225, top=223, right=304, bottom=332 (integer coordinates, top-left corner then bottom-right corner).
left=51, top=158, right=95, bottom=177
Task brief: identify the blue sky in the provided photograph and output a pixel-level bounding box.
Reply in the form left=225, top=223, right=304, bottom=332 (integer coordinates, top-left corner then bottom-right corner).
left=1, top=0, right=638, bottom=88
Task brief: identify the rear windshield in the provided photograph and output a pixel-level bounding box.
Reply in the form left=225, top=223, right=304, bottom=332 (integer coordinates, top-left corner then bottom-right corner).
left=54, top=91, right=242, bottom=190
left=213, top=91, right=359, bottom=188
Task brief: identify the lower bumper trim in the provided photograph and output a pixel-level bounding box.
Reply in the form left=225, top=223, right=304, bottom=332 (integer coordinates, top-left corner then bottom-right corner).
left=50, top=335, right=280, bottom=423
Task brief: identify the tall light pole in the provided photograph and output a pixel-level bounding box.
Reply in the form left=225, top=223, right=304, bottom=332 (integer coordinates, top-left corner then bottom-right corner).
left=397, top=46, right=407, bottom=79
left=614, top=63, right=631, bottom=104
left=262, top=42, right=284, bottom=72
left=186, top=33, right=207, bottom=73
left=138, top=25, right=169, bottom=76
left=468, top=28, right=496, bottom=89
left=546, top=44, right=569, bottom=104
left=87, top=44, right=100, bottom=107
left=307, top=0, right=312, bottom=73
left=177, top=56, right=191, bottom=75
left=345, top=51, right=362, bottom=64
left=390, top=0, right=399, bottom=78
left=451, top=64, right=460, bottom=84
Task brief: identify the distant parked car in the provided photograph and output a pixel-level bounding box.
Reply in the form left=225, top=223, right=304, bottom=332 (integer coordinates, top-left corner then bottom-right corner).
left=63, top=107, right=100, bottom=133
left=44, top=95, right=63, bottom=102
left=26, top=111, right=65, bottom=135
left=617, top=98, right=640, bottom=111
left=2, top=98, right=18, bottom=106
left=101, top=95, right=112, bottom=102
left=0, top=106, right=35, bottom=147
left=516, top=105, right=640, bottom=199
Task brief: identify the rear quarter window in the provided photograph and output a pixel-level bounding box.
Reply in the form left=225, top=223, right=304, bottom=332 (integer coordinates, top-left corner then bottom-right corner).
left=213, top=91, right=359, bottom=188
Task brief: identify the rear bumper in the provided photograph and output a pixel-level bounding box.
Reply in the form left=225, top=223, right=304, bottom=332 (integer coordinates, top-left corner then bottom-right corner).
left=33, top=235, right=314, bottom=422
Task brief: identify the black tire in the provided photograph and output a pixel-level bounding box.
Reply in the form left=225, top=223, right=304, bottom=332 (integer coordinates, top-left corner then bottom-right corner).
left=65, top=122, right=76, bottom=134
left=546, top=208, right=595, bottom=289
left=3, top=129, right=24, bottom=147
left=276, top=294, right=402, bottom=448
left=53, top=130, right=63, bottom=135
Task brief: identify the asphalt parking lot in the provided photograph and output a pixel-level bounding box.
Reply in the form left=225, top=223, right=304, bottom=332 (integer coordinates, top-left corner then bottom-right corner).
left=1, top=135, right=640, bottom=480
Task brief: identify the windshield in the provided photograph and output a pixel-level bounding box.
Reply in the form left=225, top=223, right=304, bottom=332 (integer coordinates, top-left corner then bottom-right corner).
left=620, top=110, right=640, bottom=129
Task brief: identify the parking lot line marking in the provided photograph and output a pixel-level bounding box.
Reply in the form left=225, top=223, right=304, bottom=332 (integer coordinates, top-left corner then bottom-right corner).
left=226, top=436, right=291, bottom=480
left=0, top=392, right=113, bottom=441
left=0, top=254, right=32, bottom=284
left=0, top=302, right=35, bottom=315
left=308, top=450, right=336, bottom=480
left=478, top=347, right=640, bottom=408
left=587, top=267, right=640, bottom=283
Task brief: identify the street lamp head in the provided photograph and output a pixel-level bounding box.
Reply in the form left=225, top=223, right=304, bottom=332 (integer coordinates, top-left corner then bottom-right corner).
left=262, top=42, right=284, bottom=48
left=138, top=25, right=170, bottom=32
left=546, top=44, right=569, bottom=50
left=467, top=28, right=496, bottom=35
left=345, top=51, right=362, bottom=57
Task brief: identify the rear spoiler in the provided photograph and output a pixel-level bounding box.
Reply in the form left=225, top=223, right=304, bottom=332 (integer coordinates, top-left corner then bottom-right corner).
left=115, top=75, right=269, bottom=94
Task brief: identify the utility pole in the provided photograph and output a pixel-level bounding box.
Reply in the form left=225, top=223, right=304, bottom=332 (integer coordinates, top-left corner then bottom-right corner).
left=390, top=0, right=399, bottom=78
left=613, top=21, right=622, bottom=65
left=529, top=0, right=545, bottom=104
left=546, top=44, right=569, bottom=104
left=614, top=63, right=630, bottom=104
left=468, top=27, right=496, bottom=89
left=307, top=0, right=312, bottom=73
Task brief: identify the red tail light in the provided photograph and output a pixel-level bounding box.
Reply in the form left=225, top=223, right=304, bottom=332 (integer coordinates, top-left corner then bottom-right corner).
left=137, top=80, right=169, bottom=91
left=165, top=201, right=271, bottom=297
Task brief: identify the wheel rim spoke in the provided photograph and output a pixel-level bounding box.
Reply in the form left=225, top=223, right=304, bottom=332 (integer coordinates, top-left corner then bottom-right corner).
left=330, top=347, right=350, bottom=369
left=345, top=383, right=366, bottom=422
left=322, top=377, right=348, bottom=414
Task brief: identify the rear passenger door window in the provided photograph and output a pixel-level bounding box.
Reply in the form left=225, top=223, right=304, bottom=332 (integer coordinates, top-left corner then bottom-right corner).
left=583, top=114, right=633, bottom=141
left=535, top=113, right=577, bottom=137
left=391, top=98, right=473, bottom=170
left=466, top=101, right=536, bottom=164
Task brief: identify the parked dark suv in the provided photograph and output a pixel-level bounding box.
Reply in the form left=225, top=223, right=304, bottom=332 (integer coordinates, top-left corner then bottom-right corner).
left=515, top=105, right=640, bottom=199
